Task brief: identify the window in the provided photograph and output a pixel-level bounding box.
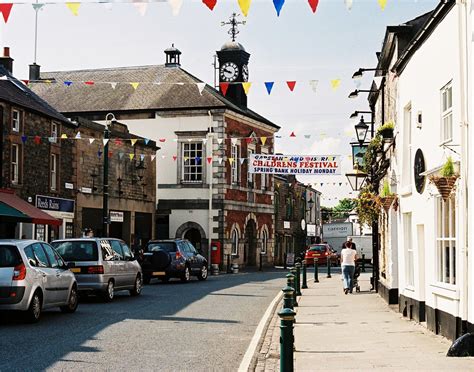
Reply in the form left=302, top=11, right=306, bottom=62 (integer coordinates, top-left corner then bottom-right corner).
left=436, top=196, right=456, bottom=285
left=248, top=148, right=254, bottom=187
left=403, top=213, right=414, bottom=286
left=261, top=230, right=268, bottom=254
left=50, top=154, right=57, bottom=191
left=52, top=241, right=98, bottom=262
left=285, top=197, right=293, bottom=220
left=11, top=144, right=19, bottom=184
left=402, top=104, right=412, bottom=189
left=109, top=240, right=124, bottom=260
left=231, top=229, right=239, bottom=255
left=32, top=243, right=49, bottom=268
left=441, top=83, right=453, bottom=143
left=0, top=245, right=21, bottom=267
left=274, top=192, right=280, bottom=219
left=231, top=144, right=240, bottom=185
left=182, top=142, right=203, bottom=183
left=121, top=243, right=132, bottom=260
left=42, top=244, right=60, bottom=268
left=147, top=242, right=176, bottom=253
left=12, top=110, right=20, bottom=132
left=51, top=122, right=59, bottom=138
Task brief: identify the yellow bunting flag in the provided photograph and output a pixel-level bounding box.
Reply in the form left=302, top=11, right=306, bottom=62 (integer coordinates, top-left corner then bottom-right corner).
left=61, top=134, right=68, bottom=139
left=377, top=0, right=387, bottom=10
left=238, top=0, right=251, bottom=16
left=261, top=137, right=267, bottom=146
left=66, top=2, right=80, bottom=16
left=129, top=153, right=134, bottom=161
left=242, top=82, right=252, bottom=95
left=130, top=82, right=139, bottom=90
left=229, top=157, right=235, bottom=165
left=131, top=139, right=138, bottom=146
left=331, top=79, right=341, bottom=91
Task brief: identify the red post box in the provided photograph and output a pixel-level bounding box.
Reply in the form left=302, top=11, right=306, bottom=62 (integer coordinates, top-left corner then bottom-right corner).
left=211, top=241, right=221, bottom=265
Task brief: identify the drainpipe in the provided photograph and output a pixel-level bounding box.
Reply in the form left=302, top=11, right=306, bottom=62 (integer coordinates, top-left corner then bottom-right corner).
left=207, top=111, right=214, bottom=270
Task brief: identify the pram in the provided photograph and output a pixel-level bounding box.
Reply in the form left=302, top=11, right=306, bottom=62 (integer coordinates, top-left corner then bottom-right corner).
left=352, top=262, right=361, bottom=293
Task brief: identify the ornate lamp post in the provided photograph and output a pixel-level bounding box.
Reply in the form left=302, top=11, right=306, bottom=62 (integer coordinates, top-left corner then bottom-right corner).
left=102, top=113, right=116, bottom=237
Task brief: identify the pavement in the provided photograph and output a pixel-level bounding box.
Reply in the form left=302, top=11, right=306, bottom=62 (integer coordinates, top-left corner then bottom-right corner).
left=254, top=270, right=474, bottom=371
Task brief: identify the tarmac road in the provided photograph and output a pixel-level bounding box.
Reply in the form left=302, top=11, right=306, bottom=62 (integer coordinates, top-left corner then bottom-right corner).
left=0, top=270, right=285, bottom=372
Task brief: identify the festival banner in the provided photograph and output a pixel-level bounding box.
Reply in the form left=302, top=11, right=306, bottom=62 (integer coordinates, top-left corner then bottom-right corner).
left=249, top=154, right=341, bottom=175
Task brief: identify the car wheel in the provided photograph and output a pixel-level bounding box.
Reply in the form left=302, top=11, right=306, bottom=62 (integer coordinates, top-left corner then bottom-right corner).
left=24, top=291, right=42, bottom=323
left=130, top=275, right=143, bottom=297
left=143, top=275, right=151, bottom=285
left=181, top=266, right=191, bottom=283
left=61, top=285, right=79, bottom=313
left=198, top=265, right=208, bottom=281
left=102, top=280, right=115, bottom=302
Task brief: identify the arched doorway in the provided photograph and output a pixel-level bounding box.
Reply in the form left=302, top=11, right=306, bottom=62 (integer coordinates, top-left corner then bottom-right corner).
left=184, top=228, right=202, bottom=251
left=245, top=219, right=257, bottom=266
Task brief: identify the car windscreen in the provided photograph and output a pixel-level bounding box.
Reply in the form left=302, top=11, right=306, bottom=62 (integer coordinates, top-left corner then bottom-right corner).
left=51, top=241, right=98, bottom=262
left=308, top=245, right=326, bottom=252
left=147, top=242, right=176, bottom=253
left=0, top=245, right=22, bottom=267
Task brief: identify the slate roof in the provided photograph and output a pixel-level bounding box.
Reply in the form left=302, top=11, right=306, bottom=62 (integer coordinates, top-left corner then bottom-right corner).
left=0, top=66, right=72, bottom=125
left=31, top=65, right=279, bottom=129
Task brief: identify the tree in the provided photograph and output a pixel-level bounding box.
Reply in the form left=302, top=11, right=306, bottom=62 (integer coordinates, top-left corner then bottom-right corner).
left=332, top=198, right=356, bottom=220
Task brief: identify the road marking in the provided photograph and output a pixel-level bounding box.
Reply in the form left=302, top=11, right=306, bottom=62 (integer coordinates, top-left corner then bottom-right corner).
left=238, top=290, right=283, bottom=372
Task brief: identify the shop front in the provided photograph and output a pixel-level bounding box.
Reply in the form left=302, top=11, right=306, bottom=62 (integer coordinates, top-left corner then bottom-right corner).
left=35, top=195, right=75, bottom=242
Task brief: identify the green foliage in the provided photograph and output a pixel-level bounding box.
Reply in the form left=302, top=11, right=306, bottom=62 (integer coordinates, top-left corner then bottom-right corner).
left=321, top=206, right=333, bottom=223
left=377, top=121, right=395, bottom=134
left=380, top=180, right=393, bottom=197
left=355, top=186, right=380, bottom=227
left=363, top=135, right=383, bottom=173
left=441, top=156, right=455, bottom=177
left=333, top=198, right=356, bottom=220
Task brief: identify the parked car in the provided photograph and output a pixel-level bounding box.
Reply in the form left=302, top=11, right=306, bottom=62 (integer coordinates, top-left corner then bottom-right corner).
left=0, top=240, right=78, bottom=323
left=51, top=238, right=142, bottom=302
left=304, top=244, right=339, bottom=266
left=140, top=239, right=208, bottom=283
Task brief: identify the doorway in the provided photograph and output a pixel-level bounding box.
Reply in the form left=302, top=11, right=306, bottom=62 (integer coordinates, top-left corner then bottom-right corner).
left=245, top=219, right=257, bottom=266
left=184, top=228, right=202, bottom=251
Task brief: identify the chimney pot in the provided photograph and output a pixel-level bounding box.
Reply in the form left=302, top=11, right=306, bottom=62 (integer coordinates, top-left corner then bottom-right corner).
left=3, top=47, right=10, bottom=57
left=0, top=47, right=13, bottom=73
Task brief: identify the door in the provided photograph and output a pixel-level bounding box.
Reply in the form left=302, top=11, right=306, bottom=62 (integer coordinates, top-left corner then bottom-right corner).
left=42, top=243, right=70, bottom=304
left=30, top=243, right=56, bottom=305
left=186, top=242, right=200, bottom=273
left=109, top=240, right=126, bottom=288
left=245, top=220, right=257, bottom=266
left=121, top=242, right=137, bottom=286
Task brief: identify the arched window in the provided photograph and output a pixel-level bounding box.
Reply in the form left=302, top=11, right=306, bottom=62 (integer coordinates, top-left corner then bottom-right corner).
left=262, top=229, right=268, bottom=254
left=231, top=229, right=239, bottom=255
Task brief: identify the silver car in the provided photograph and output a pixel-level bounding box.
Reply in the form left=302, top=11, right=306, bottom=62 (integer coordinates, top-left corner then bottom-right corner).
left=51, top=238, right=142, bottom=302
left=0, top=240, right=78, bottom=323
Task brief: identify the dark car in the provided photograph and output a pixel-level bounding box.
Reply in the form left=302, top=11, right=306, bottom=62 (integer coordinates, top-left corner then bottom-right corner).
left=140, top=239, right=208, bottom=284
left=304, top=244, right=338, bottom=266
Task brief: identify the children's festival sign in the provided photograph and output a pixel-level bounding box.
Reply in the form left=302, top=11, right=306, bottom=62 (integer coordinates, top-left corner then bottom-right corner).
left=249, top=154, right=341, bottom=175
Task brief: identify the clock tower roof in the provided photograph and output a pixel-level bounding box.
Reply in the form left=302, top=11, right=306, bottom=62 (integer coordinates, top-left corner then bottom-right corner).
left=220, top=41, right=246, bottom=52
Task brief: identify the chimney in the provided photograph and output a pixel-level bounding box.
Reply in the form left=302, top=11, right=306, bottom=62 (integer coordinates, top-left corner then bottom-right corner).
left=29, top=63, right=41, bottom=81
left=0, top=47, right=13, bottom=74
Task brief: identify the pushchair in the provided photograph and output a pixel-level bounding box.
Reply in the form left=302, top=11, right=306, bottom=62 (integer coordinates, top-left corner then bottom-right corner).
left=352, top=262, right=361, bottom=293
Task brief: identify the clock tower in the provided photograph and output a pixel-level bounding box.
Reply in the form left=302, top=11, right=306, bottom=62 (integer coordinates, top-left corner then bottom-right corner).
left=217, top=13, right=250, bottom=108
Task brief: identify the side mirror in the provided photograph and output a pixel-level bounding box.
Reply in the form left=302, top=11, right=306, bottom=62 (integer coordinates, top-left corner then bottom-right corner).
left=28, top=258, right=37, bottom=267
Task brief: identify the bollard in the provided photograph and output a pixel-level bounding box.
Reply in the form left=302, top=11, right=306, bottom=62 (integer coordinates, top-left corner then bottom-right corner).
left=326, top=257, right=332, bottom=278
left=279, top=308, right=296, bottom=372
left=226, top=254, right=232, bottom=274
left=361, top=254, right=366, bottom=272
left=302, top=260, right=308, bottom=289
left=282, top=286, right=294, bottom=310
left=295, top=262, right=302, bottom=296
left=290, top=269, right=298, bottom=307
left=314, top=258, right=319, bottom=283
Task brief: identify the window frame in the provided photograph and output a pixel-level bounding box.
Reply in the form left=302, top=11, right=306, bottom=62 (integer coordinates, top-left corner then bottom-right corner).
left=50, top=153, right=58, bottom=191
left=12, top=109, right=20, bottom=132
left=11, top=144, right=19, bottom=185
left=181, top=141, right=203, bottom=184
left=261, top=229, right=268, bottom=254
left=231, top=229, right=239, bottom=256
left=440, top=82, right=453, bottom=144
left=436, top=195, right=456, bottom=285
left=231, top=143, right=240, bottom=185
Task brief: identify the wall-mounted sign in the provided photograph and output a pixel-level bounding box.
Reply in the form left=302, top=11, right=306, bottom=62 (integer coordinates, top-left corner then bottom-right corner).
left=284, top=221, right=291, bottom=229
left=81, top=187, right=92, bottom=194
left=322, top=222, right=353, bottom=238
left=307, top=224, right=316, bottom=237
left=249, top=154, right=341, bottom=175
left=110, top=211, right=124, bottom=223
left=36, top=195, right=75, bottom=219
left=414, top=149, right=426, bottom=194
left=351, top=143, right=367, bottom=168
left=65, top=183, right=74, bottom=190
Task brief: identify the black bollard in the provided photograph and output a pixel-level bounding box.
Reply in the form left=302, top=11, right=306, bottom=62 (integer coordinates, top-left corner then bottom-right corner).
left=282, top=286, right=294, bottom=310
left=302, top=260, right=308, bottom=289
left=326, top=257, right=332, bottom=278
left=361, top=254, right=366, bottom=272
left=295, top=262, right=302, bottom=296
left=279, top=308, right=296, bottom=372
left=290, top=269, right=298, bottom=307
left=314, top=258, right=319, bottom=283
left=226, top=254, right=232, bottom=274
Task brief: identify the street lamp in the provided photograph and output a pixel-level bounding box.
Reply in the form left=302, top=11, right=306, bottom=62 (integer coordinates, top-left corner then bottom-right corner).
left=102, top=112, right=116, bottom=237
left=345, top=166, right=368, bottom=192
left=348, top=89, right=378, bottom=99
left=355, top=116, right=369, bottom=146
left=352, top=67, right=385, bottom=80
left=350, top=110, right=372, bottom=119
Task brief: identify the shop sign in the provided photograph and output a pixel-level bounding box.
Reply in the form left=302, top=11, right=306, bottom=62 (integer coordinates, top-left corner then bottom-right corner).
left=110, top=211, right=124, bottom=223
left=307, top=224, right=316, bottom=237
left=322, top=222, right=353, bottom=238
left=284, top=221, right=291, bottom=229
left=36, top=195, right=75, bottom=219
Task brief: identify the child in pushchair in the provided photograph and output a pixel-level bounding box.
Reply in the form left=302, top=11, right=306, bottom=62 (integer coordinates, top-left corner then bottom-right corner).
left=352, top=261, right=361, bottom=293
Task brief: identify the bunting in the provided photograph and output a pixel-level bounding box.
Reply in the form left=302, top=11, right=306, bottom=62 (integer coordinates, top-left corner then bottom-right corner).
left=264, top=82, right=274, bottom=95
left=65, top=2, right=80, bottom=16
left=0, top=3, right=13, bottom=23
left=220, top=82, right=229, bottom=96
left=273, top=0, right=284, bottom=16
left=286, top=81, right=296, bottom=92
left=242, top=82, right=252, bottom=95
left=202, top=0, right=216, bottom=11
left=238, top=0, right=251, bottom=16
left=308, top=0, right=319, bottom=13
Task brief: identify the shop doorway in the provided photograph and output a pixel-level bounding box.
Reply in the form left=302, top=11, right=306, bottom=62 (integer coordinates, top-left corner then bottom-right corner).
left=184, top=228, right=202, bottom=251
left=245, top=219, right=257, bottom=266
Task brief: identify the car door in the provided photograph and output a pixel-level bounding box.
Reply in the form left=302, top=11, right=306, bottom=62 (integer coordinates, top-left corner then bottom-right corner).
left=109, top=240, right=126, bottom=288
left=42, top=243, right=71, bottom=304
left=30, top=243, right=56, bottom=305
left=186, top=242, right=200, bottom=273
left=120, top=242, right=137, bottom=286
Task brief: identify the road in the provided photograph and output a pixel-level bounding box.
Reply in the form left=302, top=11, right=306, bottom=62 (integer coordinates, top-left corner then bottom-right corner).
left=0, top=270, right=286, bottom=371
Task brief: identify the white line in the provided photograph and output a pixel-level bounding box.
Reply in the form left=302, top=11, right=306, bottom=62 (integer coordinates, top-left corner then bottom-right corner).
left=238, top=290, right=283, bottom=372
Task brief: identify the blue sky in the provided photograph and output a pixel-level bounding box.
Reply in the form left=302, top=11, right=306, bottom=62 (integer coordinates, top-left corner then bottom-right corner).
left=0, top=0, right=438, bottom=206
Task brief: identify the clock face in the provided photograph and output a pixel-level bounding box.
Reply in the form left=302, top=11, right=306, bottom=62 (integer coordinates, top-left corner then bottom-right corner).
left=242, top=64, right=249, bottom=82
left=414, top=149, right=426, bottom=194
left=220, top=62, right=239, bottom=82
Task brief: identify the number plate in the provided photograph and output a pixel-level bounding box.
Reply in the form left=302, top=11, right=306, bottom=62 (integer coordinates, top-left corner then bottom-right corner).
left=152, top=271, right=165, bottom=276
left=70, top=268, right=81, bottom=273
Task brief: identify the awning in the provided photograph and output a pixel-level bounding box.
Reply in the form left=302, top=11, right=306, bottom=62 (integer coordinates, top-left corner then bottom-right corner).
left=0, top=189, right=61, bottom=226
left=0, top=202, right=31, bottom=223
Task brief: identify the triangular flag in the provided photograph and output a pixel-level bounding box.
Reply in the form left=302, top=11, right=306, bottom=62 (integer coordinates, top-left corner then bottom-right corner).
left=21, top=135, right=27, bottom=143
left=159, top=138, right=166, bottom=143
left=64, top=81, right=73, bottom=87
left=172, top=155, right=178, bottom=161
left=140, top=154, right=145, bottom=161
left=65, top=2, right=80, bottom=16
left=34, top=136, right=41, bottom=145
left=231, top=138, right=238, bottom=145
left=119, top=152, right=124, bottom=160
left=220, top=82, right=229, bottom=96
left=202, top=0, right=217, bottom=11
left=273, top=0, right=284, bottom=16
left=110, top=82, right=117, bottom=89
left=245, top=137, right=253, bottom=144
left=308, top=0, right=319, bottom=13
left=290, top=132, right=296, bottom=137
left=217, top=138, right=223, bottom=145
left=103, top=139, right=109, bottom=146
left=377, top=0, right=387, bottom=10
left=108, top=151, right=113, bottom=159
left=84, top=81, right=94, bottom=86
left=261, top=137, right=267, bottom=146
left=0, top=4, right=13, bottom=23
left=286, top=81, right=296, bottom=92
left=196, top=83, right=206, bottom=95
left=207, top=157, right=212, bottom=164
left=229, top=158, right=235, bottom=165
left=202, top=138, right=208, bottom=145
left=75, top=131, right=81, bottom=139
left=21, top=80, right=29, bottom=85
left=242, top=82, right=252, bottom=95
left=264, top=82, right=274, bottom=95
left=129, top=153, right=135, bottom=161
left=331, top=79, right=341, bottom=91
left=61, top=134, right=68, bottom=139
left=133, top=2, right=148, bottom=16
left=345, top=0, right=353, bottom=11
left=32, top=3, right=45, bottom=11
left=309, top=80, right=319, bottom=92
left=238, top=0, right=251, bottom=16
left=151, top=155, right=156, bottom=161
left=218, top=158, right=224, bottom=165
left=168, top=0, right=183, bottom=16
left=240, top=158, right=246, bottom=165
left=89, top=138, right=95, bottom=144
left=195, top=156, right=201, bottom=164
left=144, top=138, right=150, bottom=145
left=130, top=82, right=139, bottom=90
left=131, top=139, right=138, bottom=146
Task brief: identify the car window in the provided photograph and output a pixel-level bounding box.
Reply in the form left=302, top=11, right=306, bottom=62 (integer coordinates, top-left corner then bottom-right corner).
left=42, top=244, right=60, bottom=268
left=147, top=242, right=176, bottom=253
left=24, top=246, right=37, bottom=267
left=109, top=240, right=124, bottom=260
left=187, top=242, right=197, bottom=254
left=0, top=245, right=21, bottom=267
left=308, top=245, right=326, bottom=252
left=32, top=243, right=49, bottom=268
left=180, top=242, right=191, bottom=253
left=52, top=241, right=99, bottom=262
left=98, top=240, right=115, bottom=261
left=121, top=243, right=132, bottom=260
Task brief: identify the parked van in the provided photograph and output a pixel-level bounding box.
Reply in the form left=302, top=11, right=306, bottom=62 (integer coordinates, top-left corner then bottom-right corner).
left=346, top=235, right=373, bottom=263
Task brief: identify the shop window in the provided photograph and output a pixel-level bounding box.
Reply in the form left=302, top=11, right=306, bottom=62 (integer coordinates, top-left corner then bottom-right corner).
left=436, top=195, right=456, bottom=285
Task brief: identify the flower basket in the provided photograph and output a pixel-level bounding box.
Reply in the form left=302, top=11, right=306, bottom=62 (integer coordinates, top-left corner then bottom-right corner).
left=379, top=128, right=394, bottom=139
left=429, top=175, right=459, bottom=201
left=380, top=195, right=396, bottom=211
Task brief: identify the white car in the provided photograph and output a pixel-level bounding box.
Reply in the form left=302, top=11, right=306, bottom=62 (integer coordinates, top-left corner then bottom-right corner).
left=0, top=240, right=78, bottom=323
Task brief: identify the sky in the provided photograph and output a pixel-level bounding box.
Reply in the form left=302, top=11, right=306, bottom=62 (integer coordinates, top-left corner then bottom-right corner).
left=0, top=0, right=438, bottom=206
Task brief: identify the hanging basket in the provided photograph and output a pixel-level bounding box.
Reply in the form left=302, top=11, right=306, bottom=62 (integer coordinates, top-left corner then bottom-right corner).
left=380, top=195, right=396, bottom=211
left=429, top=175, right=459, bottom=201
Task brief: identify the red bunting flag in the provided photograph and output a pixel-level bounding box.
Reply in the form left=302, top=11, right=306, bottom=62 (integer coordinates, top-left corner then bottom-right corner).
left=0, top=4, right=13, bottom=23
left=84, top=81, right=94, bottom=86
left=286, top=81, right=296, bottom=91
left=308, top=0, right=319, bottom=13
left=22, top=80, right=29, bottom=85
left=34, top=135, right=41, bottom=144
left=159, top=138, right=166, bottom=142
left=290, top=132, right=296, bottom=137
left=207, top=157, right=213, bottom=164
left=172, top=155, right=178, bottom=161
left=202, top=0, right=217, bottom=10
left=220, top=82, right=229, bottom=96
left=114, top=139, right=123, bottom=146
left=108, top=151, right=113, bottom=158
left=245, top=137, right=253, bottom=144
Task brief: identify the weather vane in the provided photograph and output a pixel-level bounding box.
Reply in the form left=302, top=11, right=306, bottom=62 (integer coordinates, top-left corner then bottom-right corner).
left=221, top=13, right=246, bottom=42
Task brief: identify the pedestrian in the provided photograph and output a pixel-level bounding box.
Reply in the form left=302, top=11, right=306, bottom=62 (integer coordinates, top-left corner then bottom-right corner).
left=341, top=241, right=358, bottom=294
